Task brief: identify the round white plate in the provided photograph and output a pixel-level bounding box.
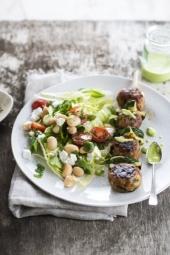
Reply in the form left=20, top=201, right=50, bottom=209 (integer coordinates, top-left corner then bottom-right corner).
left=11, top=75, right=170, bottom=207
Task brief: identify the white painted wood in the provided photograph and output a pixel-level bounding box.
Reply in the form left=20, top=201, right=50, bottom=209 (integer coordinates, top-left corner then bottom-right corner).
left=0, top=0, right=170, bottom=21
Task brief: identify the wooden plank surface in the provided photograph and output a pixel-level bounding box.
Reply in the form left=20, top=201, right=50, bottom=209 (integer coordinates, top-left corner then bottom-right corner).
left=0, top=21, right=170, bottom=255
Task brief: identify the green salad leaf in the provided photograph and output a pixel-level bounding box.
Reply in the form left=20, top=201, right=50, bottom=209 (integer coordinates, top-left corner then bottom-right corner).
left=30, top=137, right=38, bottom=153
left=54, top=100, right=72, bottom=114
left=81, top=88, right=105, bottom=98
left=57, top=123, right=69, bottom=146
left=114, top=127, right=144, bottom=144
left=108, top=156, right=141, bottom=168
left=124, top=100, right=137, bottom=111
left=37, top=140, right=63, bottom=179
left=76, top=157, right=94, bottom=175
left=34, top=164, right=45, bottom=178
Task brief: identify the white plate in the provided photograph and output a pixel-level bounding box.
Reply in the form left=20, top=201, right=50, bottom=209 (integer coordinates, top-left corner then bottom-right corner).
left=11, top=75, right=170, bottom=207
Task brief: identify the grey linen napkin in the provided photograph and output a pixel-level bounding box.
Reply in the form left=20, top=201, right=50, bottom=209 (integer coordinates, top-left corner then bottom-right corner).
left=9, top=71, right=128, bottom=221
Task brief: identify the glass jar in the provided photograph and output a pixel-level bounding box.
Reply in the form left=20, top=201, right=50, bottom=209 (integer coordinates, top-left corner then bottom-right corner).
left=141, top=26, right=170, bottom=83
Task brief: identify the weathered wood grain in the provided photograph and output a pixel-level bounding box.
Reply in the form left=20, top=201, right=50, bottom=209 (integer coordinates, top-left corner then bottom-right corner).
left=0, top=21, right=170, bottom=255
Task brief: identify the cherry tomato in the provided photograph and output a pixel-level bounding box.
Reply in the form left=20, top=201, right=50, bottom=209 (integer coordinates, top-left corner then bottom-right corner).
left=31, top=122, right=46, bottom=132
left=72, top=132, right=92, bottom=146
left=91, top=127, right=110, bottom=143
left=32, top=99, right=48, bottom=110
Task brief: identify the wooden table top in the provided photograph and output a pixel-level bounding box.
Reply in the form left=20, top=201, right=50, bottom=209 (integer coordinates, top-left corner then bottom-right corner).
left=0, top=21, right=170, bottom=255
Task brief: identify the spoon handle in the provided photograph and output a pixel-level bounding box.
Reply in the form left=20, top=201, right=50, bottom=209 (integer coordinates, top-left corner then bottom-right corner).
left=149, top=164, right=158, bottom=206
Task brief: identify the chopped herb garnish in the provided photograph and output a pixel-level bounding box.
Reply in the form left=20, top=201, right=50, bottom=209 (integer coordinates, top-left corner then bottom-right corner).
left=30, top=137, right=38, bottom=153
left=54, top=100, right=72, bottom=114
left=34, top=164, right=45, bottom=178
left=77, top=125, right=85, bottom=132
left=83, top=141, right=95, bottom=153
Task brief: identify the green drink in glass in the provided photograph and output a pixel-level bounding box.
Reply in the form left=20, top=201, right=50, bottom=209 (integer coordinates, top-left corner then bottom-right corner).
left=141, top=26, right=170, bottom=83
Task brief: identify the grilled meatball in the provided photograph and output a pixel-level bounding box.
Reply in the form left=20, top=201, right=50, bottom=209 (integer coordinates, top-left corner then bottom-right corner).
left=116, top=113, right=143, bottom=128
left=108, top=163, right=141, bottom=192
left=117, top=88, right=144, bottom=111
left=111, top=139, right=140, bottom=159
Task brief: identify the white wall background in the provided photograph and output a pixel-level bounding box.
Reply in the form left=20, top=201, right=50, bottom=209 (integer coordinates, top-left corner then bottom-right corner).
left=0, top=0, right=170, bottom=21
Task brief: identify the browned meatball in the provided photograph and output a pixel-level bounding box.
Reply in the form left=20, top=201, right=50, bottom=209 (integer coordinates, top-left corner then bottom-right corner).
left=108, top=163, right=141, bottom=192
left=111, top=139, right=140, bottom=159
left=116, top=113, right=143, bottom=128
left=117, top=88, right=144, bottom=111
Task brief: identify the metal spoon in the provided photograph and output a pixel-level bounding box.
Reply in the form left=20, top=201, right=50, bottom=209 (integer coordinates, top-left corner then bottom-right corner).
left=147, top=142, right=162, bottom=205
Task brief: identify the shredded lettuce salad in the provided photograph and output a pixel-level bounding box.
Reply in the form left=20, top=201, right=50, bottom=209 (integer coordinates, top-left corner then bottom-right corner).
left=23, top=88, right=117, bottom=187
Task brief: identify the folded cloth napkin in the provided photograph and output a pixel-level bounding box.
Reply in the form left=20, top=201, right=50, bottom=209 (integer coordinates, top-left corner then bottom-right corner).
left=9, top=71, right=128, bottom=221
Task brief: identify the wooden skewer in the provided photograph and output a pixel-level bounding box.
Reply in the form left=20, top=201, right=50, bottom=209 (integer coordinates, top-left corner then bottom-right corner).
left=131, top=69, right=141, bottom=88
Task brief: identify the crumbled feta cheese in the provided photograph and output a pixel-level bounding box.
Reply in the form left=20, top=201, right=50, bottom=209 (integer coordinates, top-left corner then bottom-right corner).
left=59, top=151, right=77, bottom=165
left=31, top=107, right=42, bottom=121
left=22, top=149, right=32, bottom=160
left=38, top=133, right=45, bottom=140
left=52, top=100, right=60, bottom=107
left=110, top=164, right=114, bottom=168
left=93, top=146, right=101, bottom=158
left=67, top=153, right=77, bottom=165
left=56, top=117, right=65, bottom=127
left=59, top=150, right=68, bottom=163
left=106, top=127, right=115, bottom=136
left=70, top=153, right=77, bottom=162
left=87, top=146, right=101, bottom=161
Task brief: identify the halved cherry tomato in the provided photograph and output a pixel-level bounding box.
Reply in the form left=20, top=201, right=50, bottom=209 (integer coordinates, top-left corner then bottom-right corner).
left=72, top=132, right=92, bottom=146
left=31, top=122, right=46, bottom=132
left=32, top=99, right=48, bottom=110
left=91, top=127, right=110, bottom=143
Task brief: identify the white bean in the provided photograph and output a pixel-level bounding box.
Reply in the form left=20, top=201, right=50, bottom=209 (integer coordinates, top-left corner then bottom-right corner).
left=64, top=175, right=77, bottom=188
left=23, top=121, right=32, bottom=131
left=43, top=115, right=55, bottom=126
left=67, top=115, right=81, bottom=127
left=104, top=123, right=112, bottom=128
left=62, top=164, right=73, bottom=177
left=28, top=131, right=34, bottom=137
left=79, top=147, right=86, bottom=154
left=64, top=144, right=79, bottom=154
left=55, top=113, right=67, bottom=120
left=47, top=136, right=57, bottom=150
left=40, top=106, right=49, bottom=118
left=53, top=125, right=60, bottom=134
left=67, top=126, right=77, bottom=135
left=73, top=167, right=84, bottom=177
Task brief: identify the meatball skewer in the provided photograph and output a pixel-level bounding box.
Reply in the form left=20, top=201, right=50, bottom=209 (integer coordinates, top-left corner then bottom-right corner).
left=108, top=84, right=145, bottom=192
left=117, top=71, right=145, bottom=111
